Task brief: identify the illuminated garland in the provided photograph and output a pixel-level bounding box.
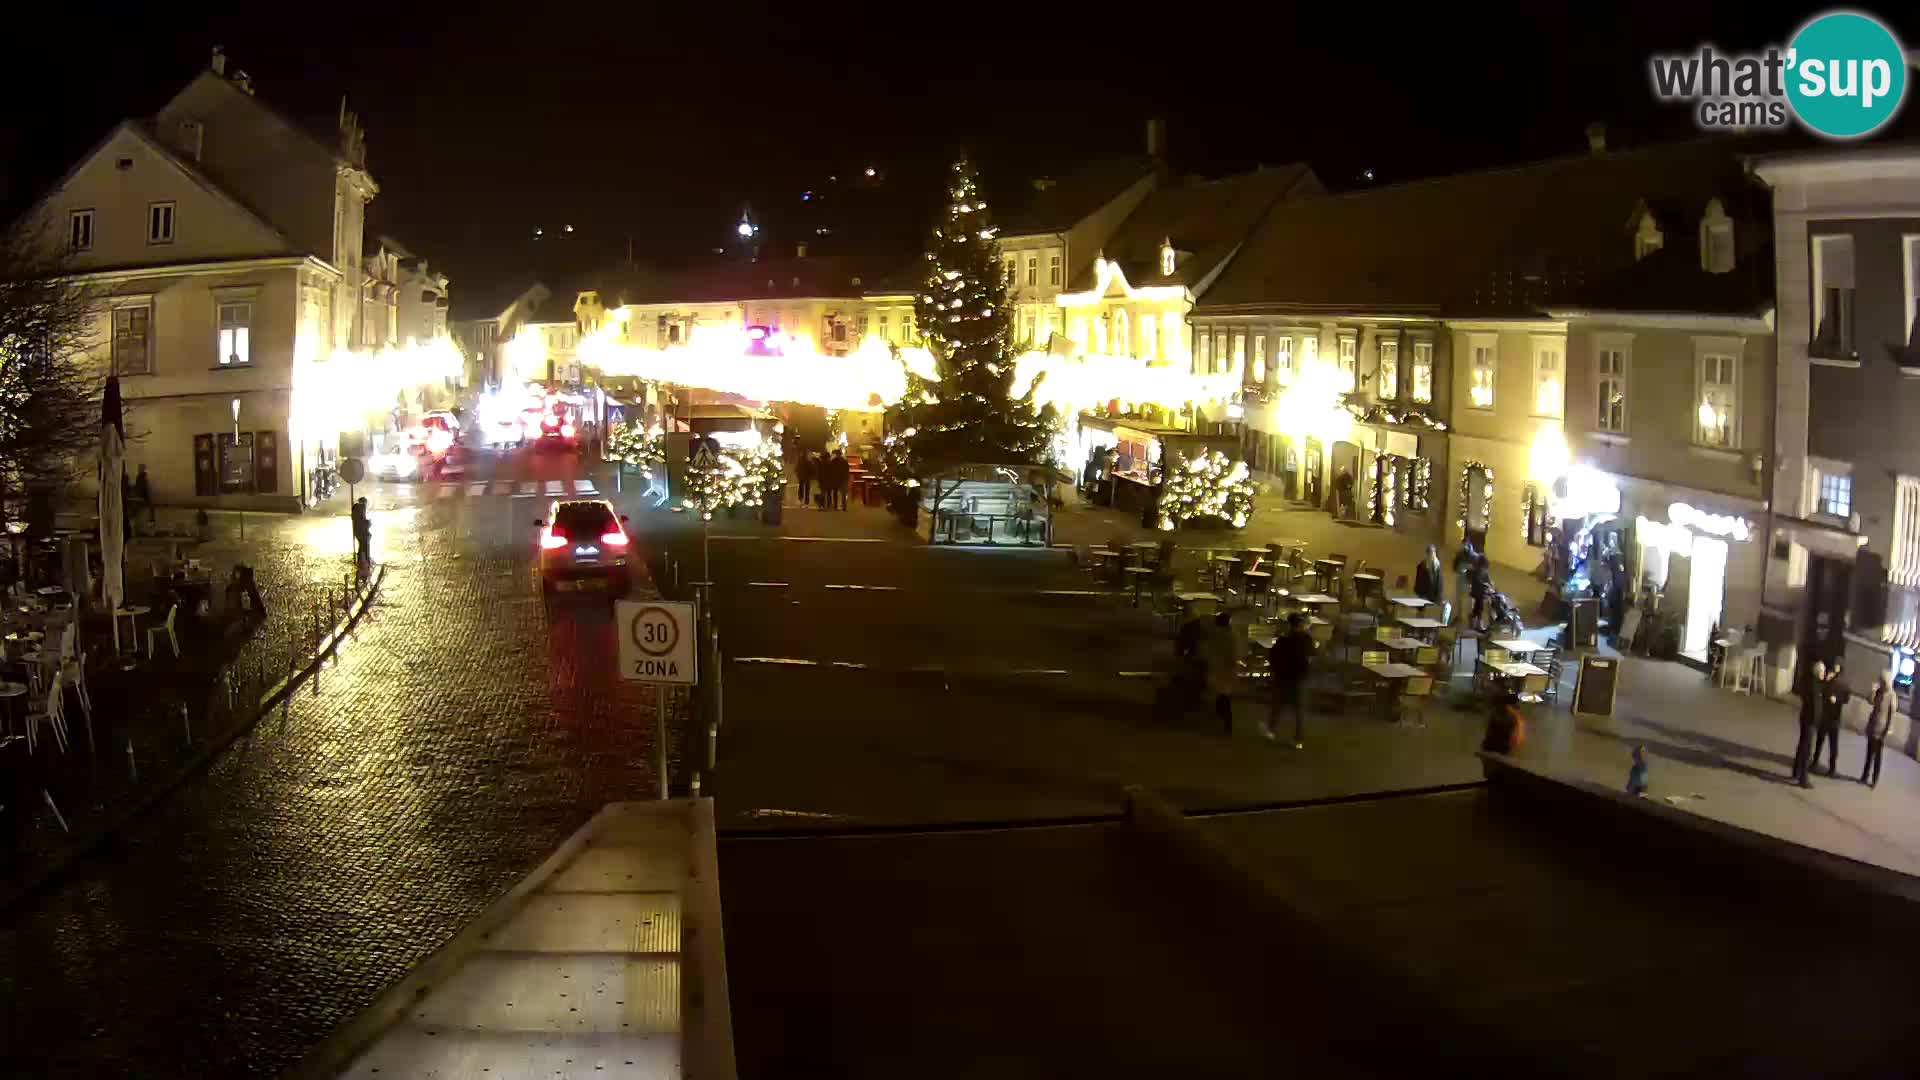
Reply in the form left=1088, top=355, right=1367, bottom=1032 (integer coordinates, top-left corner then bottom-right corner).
left=1157, top=449, right=1255, bottom=530
left=1370, top=454, right=1399, bottom=527
left=1344, top=402, right=1449, bottom=431
left=606, top=421, right=665, bottom=473
left=681, top=439, right=786, bottom=520
left=1456, top=460, right=1494, bottom=537
left=1408, top=456, right=1432, bottom=511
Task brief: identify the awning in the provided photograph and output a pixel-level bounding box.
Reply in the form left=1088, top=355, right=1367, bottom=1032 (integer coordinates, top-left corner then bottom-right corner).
left=1770, top=514, right=1868, bottom=562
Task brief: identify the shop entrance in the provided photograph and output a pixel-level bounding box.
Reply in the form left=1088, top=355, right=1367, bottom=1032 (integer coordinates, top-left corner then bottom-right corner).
left=1803, top=555, right=1853, bottom=676
left=1680, top=535, right=1728, bottom=661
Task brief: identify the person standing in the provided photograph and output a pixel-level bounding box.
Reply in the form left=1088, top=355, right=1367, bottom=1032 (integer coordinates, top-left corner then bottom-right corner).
left=1200, top=609, right=1238, bottom=736
left=1451, top=540, right=1477, bottom=626
left=1626, top=744, right=1650, bottom=796
left=797, top=451, right=816, bottom=508
left=829, top=449, right=849, bottom=510
left=1469, top=552, right=1492, bottom=632
left=132, top=463, right=155, bottom=525
left=1414, top=544, right=1444, bottom=609
left=1813, top=658, right=1849, bottom=776
left=351, top=497, right=372, bottom=572
left=1792, top=660, right=1821, bottom=788
left=1266, top=612, right=1317, bottom=748
left=1861, top=673, right=1895, bottom=788
left=1333, top=467, right=1355, bottom=520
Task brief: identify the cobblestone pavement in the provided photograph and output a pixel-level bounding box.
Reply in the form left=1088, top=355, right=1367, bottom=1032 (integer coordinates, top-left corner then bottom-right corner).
left=0, top=449, right=674, bottom=1079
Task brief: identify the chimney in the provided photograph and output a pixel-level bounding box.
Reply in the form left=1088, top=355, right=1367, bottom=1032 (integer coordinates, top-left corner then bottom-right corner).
left=211, top=46, right=226, bottom=76
left=1585, top=122, right=1607, bottom=154
left=1146, top=116, right=1167, bottom=160
left=179, top=120, right=205, bottom=162
left=796, top=242, right=808, bottom=258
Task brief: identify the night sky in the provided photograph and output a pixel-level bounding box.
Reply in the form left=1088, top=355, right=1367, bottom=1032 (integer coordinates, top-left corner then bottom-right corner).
left=5, top=2, right=1915, bottom=312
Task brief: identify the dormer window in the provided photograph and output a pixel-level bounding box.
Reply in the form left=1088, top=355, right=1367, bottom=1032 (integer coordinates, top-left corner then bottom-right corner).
left=1633, top=210, right=1664, bottom=260
left=1159, top=239, right=1176, bottom=277
left=1700, top=199, right=1734, bottom=274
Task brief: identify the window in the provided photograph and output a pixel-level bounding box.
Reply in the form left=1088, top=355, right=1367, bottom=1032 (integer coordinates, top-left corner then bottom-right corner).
left=1231, top=330, right=1245, bottom=376
left=1026, top=256, right=1037, bottom=287
left=1596, top=342, right=1628, bottom=433
left=902, top=312, right=915, bottom=344
left=1410, top=340, right=1433, bottom=403
left=1160, top=242, right=1176, bottom=277
left=1301, top=334, right=1318, bottom=371
left=148, top=201, right=175, bottom=244
left=1214, top=329, right=1231, bottom=374
left=878, top=314, right=890, bottom=340
left=1274, top=334, right=1295, bottom=386
left=1195, top=328, right=1211, bottom=373
left=68, top=209, right=94, bottom=252
left=1002, top=257, right=1015, bottom=284
left=1024, top=313, right=1037, bottom=343
left=1696, top=351, right=1738, bottom=448
left=112, top=304, right=152, bottom=376
left=1048, top=253, right=1061, bottom=286
left=1531, top=337, right=1563, bottom=417
left=1252, top=334, right=1267, bottom=384
left=1336, top=334, right=1357, bottom=392
left=218, top=302, right=252, bottom=366
left=218, top=432, right=255, bottom=492
left=1094, top=313, right=1110, bottom=353
left=1818, top=470, right=1853, bottom=519
left=1904, top=235, right=1920, bottom=350
left=1377, top=339, right=1399, bottom=400
left=1811, top=233, right=1856, bottom=358
left=1113, top=309, right=1129, bottom=355
left=1895, top=475, right=1920, bottom=588
left=1466, top=337, right=1496, bottom=408
left=1633, top=211, right=1664, bottom=260
left=855, top=314, right=868, bottom=338
left=1700, top=200, right=1735, bottom=274
left=1139, top=314, right=1156, bottom=360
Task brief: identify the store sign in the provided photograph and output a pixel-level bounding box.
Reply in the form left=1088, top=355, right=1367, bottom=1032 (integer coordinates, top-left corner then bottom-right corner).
left=1669, top=501, right=1752, bottom=542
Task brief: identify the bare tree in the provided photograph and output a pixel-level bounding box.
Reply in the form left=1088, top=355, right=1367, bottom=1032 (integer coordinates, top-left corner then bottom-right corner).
left=0, top=224, right=104, bottom=529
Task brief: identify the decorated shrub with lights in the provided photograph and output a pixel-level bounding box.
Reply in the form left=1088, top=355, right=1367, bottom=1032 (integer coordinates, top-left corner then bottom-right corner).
left=1157, top=449, right=1255, bottom=531
left=880, top=157, right=1056, bottom=519
left=679, top=437, right=786, bottom=521
left=606, top=420, right=665, bottom=474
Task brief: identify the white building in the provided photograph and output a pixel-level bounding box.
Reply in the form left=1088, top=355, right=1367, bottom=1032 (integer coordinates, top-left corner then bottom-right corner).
left=21, top=49, right=379, bottom=510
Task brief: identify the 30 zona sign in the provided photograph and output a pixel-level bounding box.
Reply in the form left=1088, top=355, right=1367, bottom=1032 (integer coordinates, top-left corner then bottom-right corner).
left=616, top=600, right=698, bottom=684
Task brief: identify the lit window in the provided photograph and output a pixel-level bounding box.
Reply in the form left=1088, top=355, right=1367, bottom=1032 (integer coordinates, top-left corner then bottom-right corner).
left=1469, top=337, right=1496, bottom=408
left=112, top=304, right=152, bottom=376
left=1002, top=257, right=1015, bottom=284
left=1231, top=330, right=1245, bottom=376
left=1113, top=309, right=1130, bottom=355
left=1531, top=338, right=1563, bottom=417
left=1377, top=339, right=1399, bottom=400
left=1214, top=329, right=1231, bottom=374
left=1026, top=256, right=1037, bottom=287
left=1160, top=241, right=1175, bottom=277
left=1301, top=334, right=1318, bottom=370
left=148, top=201, right=175, bottom=244
left=1195, top=328, right=1211, bottom=373
left=1696, top=352, right=1737, bottom=448
left=1048, top=253, right=1062, bottom=286
left=1596, top=343, right=1627, bottom=432
left=1252, top=334, right=1267, bottom=384
left=1139, top=314, right=1156, bottom=360
left=878, top=314, right=889, bottom=340
left=1336, top=334, right=1357, bottom=392
left=68, top=209, right=94, bottom=252
left=218, top=302, right=252, bottom=365
left=902, top=312, right=915, bottom=344
left=1274, top=335, right=1295, bottom=386
left=1895, top=476, right=1920, bottom=588
left=1410, top=340, right=1433, bottom=402
left=1818, top=470, right=1852, bottom=519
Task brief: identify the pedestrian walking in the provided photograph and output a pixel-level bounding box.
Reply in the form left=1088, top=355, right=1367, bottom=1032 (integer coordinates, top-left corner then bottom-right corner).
left=1451, top=539, right=1477, bottom=626
left=1626, top=744, right=1649, bottom=796
left=1414, top=544, right=1444, bottom=608
left=351, top=497, right=372, bottom=572
left=828, top=449, right=849, bottom=510
left=1813, top=658, right=1849, bottom=776
left=1200, top=609, right=1238, bottom=736
left=1265, top=612, right=1317, bottom=748
left=1862, top=673, right=1894, bottom=788
left=1793, top=660, right=1821, bottom=787
left=132, top=463, right=155, bottom=525
left=797, top=451, right=816, bottom=507
left=1333, top=466, right=1355, bottom=520
left=1469, top=552, right=1492, bottom=631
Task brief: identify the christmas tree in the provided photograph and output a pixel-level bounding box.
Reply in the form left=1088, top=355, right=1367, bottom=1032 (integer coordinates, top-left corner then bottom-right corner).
left=881, top=158, right=1056, bottom=510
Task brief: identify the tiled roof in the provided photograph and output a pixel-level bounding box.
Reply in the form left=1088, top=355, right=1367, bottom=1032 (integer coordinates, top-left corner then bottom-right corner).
left=1067, top=164, right=1317, bottom=293
left=996, top=157, right=1159, bottom=236
left=1198, top=139, right=1768, bottom=317
left=597, top=254, right=919, bottom=306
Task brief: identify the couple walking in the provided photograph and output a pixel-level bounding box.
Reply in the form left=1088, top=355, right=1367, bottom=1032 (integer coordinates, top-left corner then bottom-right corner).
left=797, top=449, right=850, bottom=510
left=1793, top=660, right=1896, bottom=789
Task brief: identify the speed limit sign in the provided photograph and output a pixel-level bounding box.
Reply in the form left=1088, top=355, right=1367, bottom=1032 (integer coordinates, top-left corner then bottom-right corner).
left=616, top=600, right=697, bottom=684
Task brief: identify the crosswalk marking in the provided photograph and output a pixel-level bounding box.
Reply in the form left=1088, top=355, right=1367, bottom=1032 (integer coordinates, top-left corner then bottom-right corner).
left=574, top=478, right=598, bottom=495
left=467, top=482, right=488, bottom=496
left=404, top=477, right=606, bottom=499
left=515, top=481, right=539, bottom=497
left=545, top=479, right=566, bottom=495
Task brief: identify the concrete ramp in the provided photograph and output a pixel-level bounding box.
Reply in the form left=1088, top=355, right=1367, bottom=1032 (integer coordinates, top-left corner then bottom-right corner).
left=291, top=800, right=733, bottom=1080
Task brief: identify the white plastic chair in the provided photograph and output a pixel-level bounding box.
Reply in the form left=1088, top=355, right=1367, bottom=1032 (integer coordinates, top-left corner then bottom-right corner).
left=25, top=667, right=68, bottom=754
left=60, top=650, right=91, bottom=722
left=147, top=603, right=180, bottom=660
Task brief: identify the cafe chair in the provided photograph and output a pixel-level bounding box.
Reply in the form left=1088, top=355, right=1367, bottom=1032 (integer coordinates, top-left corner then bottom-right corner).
left=1519, top=671, right=1551, bottom=703
left=147, top=603, right=181, bottom=660
left=25, top=667, right=69, bottom=754
left=1397, top=674, right=1435, bottom=727
left=1414, top=645, right=1441, bottom=670
left=61, top=651, right=92, bottom=723
left=1339, top=662, right=1381, bottom=715
left=1482, top=646, right=1511, bottom=666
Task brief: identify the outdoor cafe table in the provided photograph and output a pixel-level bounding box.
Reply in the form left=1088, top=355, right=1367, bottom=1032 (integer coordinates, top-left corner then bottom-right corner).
left=1292, top=592, right=1340, bottom=612
left=1397, top=615, right=1445, bottom=641
left=1174, top=591, right=1220, bottom=617
left=1490, top=638, right=1546, bottom=656
left=1362, top=661, right=1426, bottom=719
left=1478, top=658, right=1548, bottom=694
left=1387, top=596, right=1432, bottom=615
left=1379, top=636, right=1427, bottom=658
left=1123, top=565, right=1154, bottom=606
left=1129, top=540, right=1160, bottom=566
left=1208, top=553, right=1241, bottom=590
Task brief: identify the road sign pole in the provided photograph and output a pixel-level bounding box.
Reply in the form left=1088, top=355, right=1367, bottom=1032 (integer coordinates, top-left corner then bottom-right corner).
left=655, top=683, right=668, bottom=800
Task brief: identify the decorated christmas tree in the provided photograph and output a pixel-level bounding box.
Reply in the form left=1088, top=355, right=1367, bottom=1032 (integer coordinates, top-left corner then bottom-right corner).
left=880, top=158, right=1056, bottom=512
left=1157, top=449, right=1256, bottom=531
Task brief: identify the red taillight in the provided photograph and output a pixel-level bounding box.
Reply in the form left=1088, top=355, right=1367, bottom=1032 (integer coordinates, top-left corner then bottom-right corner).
left=600, top=531, right=628, bottom=548
left=540, top=530, right=569, bottom=550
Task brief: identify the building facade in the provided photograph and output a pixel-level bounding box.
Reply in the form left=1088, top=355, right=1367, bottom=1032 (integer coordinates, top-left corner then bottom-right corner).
left=995, top=156, right=1158, bottom=350
left=24, top=51, right=378, bottom=510
left=1755, top=148, right=1920, bottom=728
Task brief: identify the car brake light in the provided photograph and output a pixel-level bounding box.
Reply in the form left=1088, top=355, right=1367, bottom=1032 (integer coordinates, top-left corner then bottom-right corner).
left=561, top=423, right=576, bottom=438
left=600, top=531, right=628, bottom=548
left=540, top=530, right=569, bottom=550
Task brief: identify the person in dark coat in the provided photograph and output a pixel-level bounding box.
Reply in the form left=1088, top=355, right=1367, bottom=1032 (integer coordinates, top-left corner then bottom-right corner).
left=1266, top=612, right=1317, bottom=748
left=351, top=497, right=372, bottom=572
left=1333, top=467, right=1355, bottom=519
left=1468, top=553, right=1493, bottom=631
left=1813, top=658, right=1849, bottom=776
left=1793, top=660, right=1823, bottom=787
left=1862, top=673, right=1895, bottom=788
left=828, top=449, right=849, bottom=510
left=797, top=451, right=816, bottom=507
left=132, top=464, right=155, bottom=524
left=1414, top=544, right=1444, bottom=607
